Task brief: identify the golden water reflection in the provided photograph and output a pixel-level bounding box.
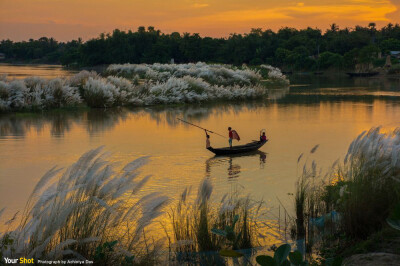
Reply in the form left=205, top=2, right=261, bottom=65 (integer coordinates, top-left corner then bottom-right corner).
left=0, top=63, right=78, bottom=79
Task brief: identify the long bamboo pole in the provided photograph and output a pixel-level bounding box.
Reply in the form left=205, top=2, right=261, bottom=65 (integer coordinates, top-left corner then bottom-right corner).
left=177, top=118, right=227, bottom=138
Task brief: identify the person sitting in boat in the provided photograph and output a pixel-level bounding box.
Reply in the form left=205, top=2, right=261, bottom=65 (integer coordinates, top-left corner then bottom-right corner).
left=205, top=130, right=211, bottom=149
left=228, top=127, right=240, bottom=148
left=260, top=132, right=267, bottom=142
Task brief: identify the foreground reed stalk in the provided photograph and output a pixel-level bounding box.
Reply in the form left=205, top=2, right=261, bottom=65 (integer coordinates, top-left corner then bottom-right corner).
left=166, top=178, right=262, bottom=263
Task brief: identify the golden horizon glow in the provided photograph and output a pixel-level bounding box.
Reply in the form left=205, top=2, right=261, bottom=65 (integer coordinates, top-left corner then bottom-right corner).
left=0, top=0, right=399, bottom=41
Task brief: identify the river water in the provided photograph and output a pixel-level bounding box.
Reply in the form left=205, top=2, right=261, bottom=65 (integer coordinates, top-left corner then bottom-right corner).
left=0, top=64, right=399, bottom=246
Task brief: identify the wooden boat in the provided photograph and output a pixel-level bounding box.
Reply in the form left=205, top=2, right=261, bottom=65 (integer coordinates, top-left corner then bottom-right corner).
left=282, top=71, right=293, bottom=75
left=346, top=72, right=379, bottom=77
left=207, top=140, right=267, bottom=155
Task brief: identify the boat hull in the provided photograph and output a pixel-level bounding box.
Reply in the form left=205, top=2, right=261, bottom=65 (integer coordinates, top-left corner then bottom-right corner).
left=346, top=72, right=379, bottom=77
left=207, top=140, right=267, bottom=155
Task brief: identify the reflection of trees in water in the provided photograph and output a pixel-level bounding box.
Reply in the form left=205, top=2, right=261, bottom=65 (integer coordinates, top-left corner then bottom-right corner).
left=0, top=109, right=129, bottom=137
left=352, top=77, right=400, bottom=91
left=131, top=101, right=272, bottom=128
left=85, top=109, right=129, bottom=135
left=0, top=112, right=80, bottom=137
left=268, top=86, right=290, bottom=100
left=290, top=74, right=400, bottom=92
left=50, top=112, right=80, bottom=137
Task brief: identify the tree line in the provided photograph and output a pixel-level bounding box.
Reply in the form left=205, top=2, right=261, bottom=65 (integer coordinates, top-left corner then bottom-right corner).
left=1, top=23, right=400, bottom=71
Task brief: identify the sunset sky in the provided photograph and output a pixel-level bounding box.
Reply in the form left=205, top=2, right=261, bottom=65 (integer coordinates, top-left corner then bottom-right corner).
left=0, top=0, right=399, bottom=41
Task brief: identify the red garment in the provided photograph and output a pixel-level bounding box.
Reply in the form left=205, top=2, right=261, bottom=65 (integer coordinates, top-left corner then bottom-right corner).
left=231, top=130, right=240, bottom=141
left=229, top=131, right=233, bottom=138
left=261, top=135, right=267, bottom=141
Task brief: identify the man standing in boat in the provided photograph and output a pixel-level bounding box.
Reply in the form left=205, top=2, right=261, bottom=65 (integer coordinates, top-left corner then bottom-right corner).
left=228, top=127, right=240, bottom=148
left=205, top=130, right=211, bottom=149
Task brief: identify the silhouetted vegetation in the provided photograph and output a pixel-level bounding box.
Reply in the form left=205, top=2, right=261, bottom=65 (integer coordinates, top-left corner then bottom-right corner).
left=1, top=23, right=400, bottom=71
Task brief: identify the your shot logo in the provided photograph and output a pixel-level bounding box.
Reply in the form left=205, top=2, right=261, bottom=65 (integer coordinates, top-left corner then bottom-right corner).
left=3, top=257, right=34, bottom=264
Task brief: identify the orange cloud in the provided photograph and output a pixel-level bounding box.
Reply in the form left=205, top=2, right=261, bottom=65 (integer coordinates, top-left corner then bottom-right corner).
left=0, top=0, right=398, bottom=41
left=193, top=3, right=209, bottom=8
left=192, top=1, right=396, bottom=23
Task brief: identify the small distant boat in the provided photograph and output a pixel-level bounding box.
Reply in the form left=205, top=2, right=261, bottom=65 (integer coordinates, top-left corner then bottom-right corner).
left=207, top=140, right=267, bottom=156
left=314, top=71, right=324, bottom=75
left=282, top=71, right=293, bottom=75
left=346, top=72, right=379, bottom=77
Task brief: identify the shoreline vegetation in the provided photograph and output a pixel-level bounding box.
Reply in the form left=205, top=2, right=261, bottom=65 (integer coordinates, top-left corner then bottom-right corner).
left=0, top=62, right=289, bottom=113
left=1, top=24, right=400, bottom=74
left=1, top=127, right=399, bottom=265
left=291, top=127, right=400, bottom=265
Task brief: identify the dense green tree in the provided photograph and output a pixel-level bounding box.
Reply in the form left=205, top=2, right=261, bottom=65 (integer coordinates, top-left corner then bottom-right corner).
left=380, top=38, right=400, bottom=52
left=1, top=23, right=400, bottom=70
left=318, top=52, right=344, bottom=69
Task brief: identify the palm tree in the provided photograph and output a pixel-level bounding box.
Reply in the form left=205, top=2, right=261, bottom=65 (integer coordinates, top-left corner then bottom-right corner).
left=368, top=22, right=377, bottom=43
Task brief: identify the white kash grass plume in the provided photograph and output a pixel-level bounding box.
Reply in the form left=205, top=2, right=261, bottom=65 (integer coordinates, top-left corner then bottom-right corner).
left=8, top=80, right=29, bottom=109
left=260, top=64, right=289, bottom=84
left=45, top=79, right=82, bottom=106
left=0, top=76, right=81, bottom=111
left=83, top=77, right=116, bottom=107
left=196, top=178, right=213, bottom=206
left=134, top=194, right=169, bottom=236
left=107, top=76, right=134, bottom=92
left=310, top=144, right=320, bottom=154
left=29, top=84, right=43, bottom=108
left=344, top=127, right=400, bottom=181
left=24, top=76, right=47, bottom=89
left=0, top=207, right=5, bottom=220
left=0, top=147, right=169, bottom=260
left=220, top=199, right=236, bottom=214
left=297, top=153, right=304, bottom=164
left=68, top=70, right=99, bottom=87
left=60, top=85, right=82, bottom=106
left=106, top=76, right=139, bottom=105
left=180, top=186, right=192, bottom=203
left=106, top=62, right=265, bottom=86
left=0, top=81, right=9, bottom=98
left=47, top=239, right=77, bottom=258
left=30, top=166, right=63, bottom=198
left=0, top=99, right=10, bottom=111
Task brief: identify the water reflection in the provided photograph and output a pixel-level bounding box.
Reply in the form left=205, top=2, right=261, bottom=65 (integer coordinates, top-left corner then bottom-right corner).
left=85, top=109, right=129, bottom=135
left=290, top=74, right=400, bottom=91
left=205, top=151, right=267, bottom=179
left=0, top=64, right=78, bottom=80
left=268, top=86, right=291, bottom=100
left=0, top=109, right=130, bottom=138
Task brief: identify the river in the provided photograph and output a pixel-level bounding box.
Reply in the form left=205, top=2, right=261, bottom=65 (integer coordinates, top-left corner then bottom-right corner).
left=0, top=64, right=399, bottom=246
